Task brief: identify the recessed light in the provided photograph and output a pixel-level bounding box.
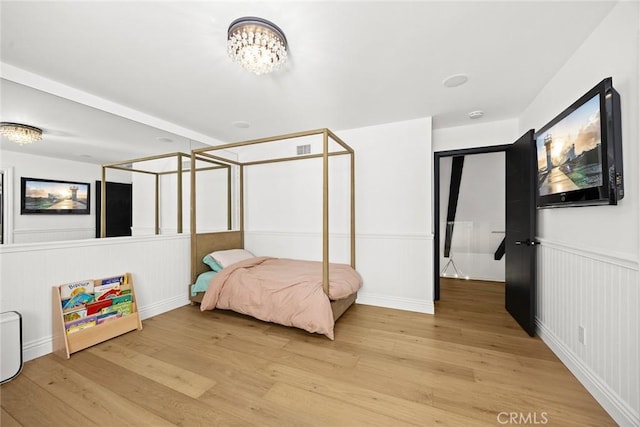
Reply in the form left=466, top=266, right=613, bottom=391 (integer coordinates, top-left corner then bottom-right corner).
left=468, top=110, right=484, bottom=119
left=232, top=121, right=251, bottom=129
left=156, top=137, right=173, bottom=143
left=443, top=74, right=469, bottom=88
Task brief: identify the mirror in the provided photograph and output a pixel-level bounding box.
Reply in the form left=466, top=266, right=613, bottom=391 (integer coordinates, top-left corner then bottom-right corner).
left=0, top=78, right=231, bottom=244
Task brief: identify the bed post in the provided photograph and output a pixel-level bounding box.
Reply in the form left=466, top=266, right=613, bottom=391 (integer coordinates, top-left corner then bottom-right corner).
left=240, top=164, right=245, bottom=248
left=322, top=129, right=330, bottom=295
left=350, top=150, right=356, bottom=269
left=227, top=165, right=232, bottom=231
left=100, top=166, right=107, bottom=238
left=177, top=154, right=183, bottom=234
left=154, top=174, right=160, bottom=235
left=190, top=151, right=197, bottom=284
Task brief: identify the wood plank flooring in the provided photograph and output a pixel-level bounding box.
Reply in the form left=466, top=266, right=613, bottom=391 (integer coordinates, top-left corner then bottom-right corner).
left=1, top=278, right=614, bottom=426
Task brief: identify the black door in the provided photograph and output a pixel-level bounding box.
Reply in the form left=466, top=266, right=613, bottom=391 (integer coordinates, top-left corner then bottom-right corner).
left=505, top=130, right=537, bottom=336
left=95, top=181, right=133, bottom=238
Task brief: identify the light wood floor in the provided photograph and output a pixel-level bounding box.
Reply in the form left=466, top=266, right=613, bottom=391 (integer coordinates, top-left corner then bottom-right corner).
left=1, top=278, right=614, bottom=426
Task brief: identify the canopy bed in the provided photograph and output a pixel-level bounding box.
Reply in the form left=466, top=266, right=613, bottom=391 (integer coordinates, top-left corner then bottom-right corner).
left=100, top=152, right=229, bottom=237
left=189, top=128, right=361, bottom=339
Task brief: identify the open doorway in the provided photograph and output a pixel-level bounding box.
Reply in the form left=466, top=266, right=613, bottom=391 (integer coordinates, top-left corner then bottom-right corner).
left=433, top=130, right=538, bottom=337
left=433, top=144, right=510, bottom=301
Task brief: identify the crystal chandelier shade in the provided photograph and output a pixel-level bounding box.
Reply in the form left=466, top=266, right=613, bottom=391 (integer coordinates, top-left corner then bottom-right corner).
left=227, top=17, right=288, bottom=75
left=0, top=122, right=43, bottom=145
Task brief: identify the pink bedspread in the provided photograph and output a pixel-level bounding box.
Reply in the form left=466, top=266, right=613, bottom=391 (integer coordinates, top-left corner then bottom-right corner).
left=200, top=257, right=362, bottom=339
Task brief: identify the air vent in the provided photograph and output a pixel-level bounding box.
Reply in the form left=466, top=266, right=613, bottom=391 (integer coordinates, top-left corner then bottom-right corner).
left=297, top=144, right=311, bottom=155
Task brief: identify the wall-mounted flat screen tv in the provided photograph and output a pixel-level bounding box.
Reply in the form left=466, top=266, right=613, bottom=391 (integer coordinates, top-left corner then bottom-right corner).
left=21, top=177, right=90, bottom=214
left=535, top=77, right=623, bottom=208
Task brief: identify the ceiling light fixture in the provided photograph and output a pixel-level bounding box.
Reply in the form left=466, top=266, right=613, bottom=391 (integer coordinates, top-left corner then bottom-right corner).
left=0, top=122, right=43, bottom=145
left=227, top=16, right=288, bottom=75
left=232, top=121, right=251, bottom=129
left=443, top=74, right=469, bottom=88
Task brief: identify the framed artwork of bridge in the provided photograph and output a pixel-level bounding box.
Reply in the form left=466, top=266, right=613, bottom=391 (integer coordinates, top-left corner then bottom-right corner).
left=21, top=177, right=90, bottom=215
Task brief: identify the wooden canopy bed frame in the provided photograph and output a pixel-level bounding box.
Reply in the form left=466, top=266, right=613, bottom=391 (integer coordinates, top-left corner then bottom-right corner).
left=100, top=152, right=229, bottom=237
left=189, top=128, right=358, bottom=323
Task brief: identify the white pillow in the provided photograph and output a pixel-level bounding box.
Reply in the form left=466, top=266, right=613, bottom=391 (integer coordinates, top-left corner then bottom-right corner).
left=209, top=249, right=255, bottom=268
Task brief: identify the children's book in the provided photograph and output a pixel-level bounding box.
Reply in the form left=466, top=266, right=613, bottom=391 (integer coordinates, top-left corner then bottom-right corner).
left=96, top=288, right=122, bottom=301
left=97, top=312, right=122, bottom=324
left=59, top=279, right=94, bottom=300
left=86, top=299, right=113, bottom=315
left=63, top=307, right=87, bottom=323
left=62, top=292, right=94, bottom=312
left=101, top=301, right=133, bottom=316
left=65, top=314, right=98, bottom=334
left=98, top=275, right=125, bottom=285
left=111, top=294, right=132, bottom=305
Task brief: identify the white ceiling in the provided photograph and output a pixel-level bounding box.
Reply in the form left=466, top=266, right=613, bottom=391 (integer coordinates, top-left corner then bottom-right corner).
left=0, top=1, right=616, bottom=164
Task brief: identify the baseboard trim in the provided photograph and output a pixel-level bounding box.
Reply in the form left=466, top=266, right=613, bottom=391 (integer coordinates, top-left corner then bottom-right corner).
left=356, top=293, right=434, bottom=314
left=138, top=294, right=190, bottom=320
left=23, top=336, right=53, bottom=362
left=536, top=319, right=639, bottom=427
left=22, top=294, right=190, bottom=363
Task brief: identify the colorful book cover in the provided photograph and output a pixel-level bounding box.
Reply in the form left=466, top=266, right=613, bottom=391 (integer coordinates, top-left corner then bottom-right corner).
left=59, top=279, right=94, bottom=300
left=98, top=275, right=125, bottom=286
left=111, top=294, right=132, bottom=305
left=96, top=288, right=122, bottom=301
left=86, top=299, right=113, bottom=315
left=101, top=301, right=133, bottom=316
left=97, top=312, right=122, bottom=324
left=62, top=292, right=94, bottom=312
left=94, top=280, right=122, bottom=299
left=66, top=320, right=96, bottom=334
left=65, top=314, right=98, bottom=333
left=63, top=308, right=87, bottom=323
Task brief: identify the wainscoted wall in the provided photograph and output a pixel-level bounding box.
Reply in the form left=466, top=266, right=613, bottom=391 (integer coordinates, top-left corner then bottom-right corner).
left=245, top=231, right=434, bottom=314
left=0, top=234, right=190, bottom=361
left=536, top=240, right=639, bottom=426
left=517, top=3, right=639, bottom=425
left=13, top=227, right=95, bottom=243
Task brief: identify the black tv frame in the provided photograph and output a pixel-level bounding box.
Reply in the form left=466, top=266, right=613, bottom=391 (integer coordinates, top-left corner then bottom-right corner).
left=21, top=177, right=91, bottom=215
left=535, top=77, right=623, bottom=208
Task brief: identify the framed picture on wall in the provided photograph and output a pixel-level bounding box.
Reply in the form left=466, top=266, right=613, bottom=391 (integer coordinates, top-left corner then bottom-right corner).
left=21, top=177, right=90, bottom=215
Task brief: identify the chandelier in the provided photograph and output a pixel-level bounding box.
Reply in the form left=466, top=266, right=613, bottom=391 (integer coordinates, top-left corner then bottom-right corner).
left=227, top=17, right=288, bottom=75
left=0, top=122, right=43, bottom=145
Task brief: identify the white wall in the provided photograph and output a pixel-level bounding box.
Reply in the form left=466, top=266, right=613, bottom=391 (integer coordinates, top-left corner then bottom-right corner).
left=519, top=3, right=639, bottom=425
left=432, top=118, right=519, bottom=152
left=244, top=118, right=434, bottom=313
left=439, top=152, right=505, bottom=282
left=1, top=150, right=130, bottom=243
left=0, top=234, right=190, bottom=361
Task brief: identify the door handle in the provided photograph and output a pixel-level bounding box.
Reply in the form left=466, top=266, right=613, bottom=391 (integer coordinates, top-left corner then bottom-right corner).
left=515, top=239, right=540, bottom=246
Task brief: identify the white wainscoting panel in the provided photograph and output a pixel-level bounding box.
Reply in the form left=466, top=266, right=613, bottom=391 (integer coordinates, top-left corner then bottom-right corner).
left=0, top=234, right=191, bottom=361
left=13, top=227, right=95, bottom=243
left=536, top=239, right=639, bottom=426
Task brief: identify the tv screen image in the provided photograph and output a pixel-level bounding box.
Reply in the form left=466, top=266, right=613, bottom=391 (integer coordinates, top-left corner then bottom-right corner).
left=535, top=94, right=602, bottom=197
left=534, top=77, right=623, bottom=208
left=21, top=177, right=90, bottom=214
